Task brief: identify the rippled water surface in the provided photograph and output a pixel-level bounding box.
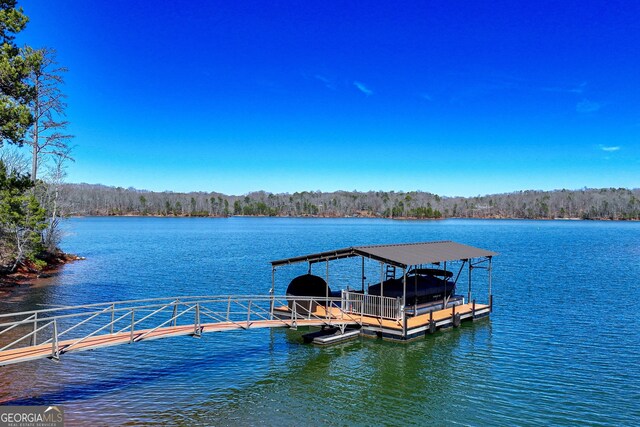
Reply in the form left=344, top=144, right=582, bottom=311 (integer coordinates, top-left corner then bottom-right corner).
left=1, top=217, right=639, bottom=426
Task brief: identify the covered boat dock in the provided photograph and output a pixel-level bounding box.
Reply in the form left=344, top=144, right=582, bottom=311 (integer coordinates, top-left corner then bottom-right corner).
left=0, top=241, right=498, bottom=366
left=270, top=241, right=497, bottom=341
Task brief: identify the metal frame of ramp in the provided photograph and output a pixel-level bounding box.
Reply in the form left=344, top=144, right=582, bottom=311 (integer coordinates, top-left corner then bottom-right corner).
left=0, top=295, right=360, bottom=366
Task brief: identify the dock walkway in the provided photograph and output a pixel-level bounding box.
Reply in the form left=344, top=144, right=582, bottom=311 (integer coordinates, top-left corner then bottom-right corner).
left=0, top=294, right=490, bottom=366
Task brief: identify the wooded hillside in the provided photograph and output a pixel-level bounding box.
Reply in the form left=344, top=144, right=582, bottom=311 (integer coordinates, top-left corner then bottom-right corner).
left=1, top=1, right=73, bottom=274
left=59, top=184, right=640, bottom=220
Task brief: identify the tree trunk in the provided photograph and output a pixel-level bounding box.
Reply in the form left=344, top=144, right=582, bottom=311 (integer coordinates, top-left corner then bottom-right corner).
left=31, top=81, right=39, bottom=182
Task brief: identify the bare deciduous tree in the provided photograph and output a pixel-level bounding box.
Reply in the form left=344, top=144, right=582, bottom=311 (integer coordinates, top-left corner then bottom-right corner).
left=25, top=47, right=73, bottom=182
left=40, top=146, right=72, bottom=251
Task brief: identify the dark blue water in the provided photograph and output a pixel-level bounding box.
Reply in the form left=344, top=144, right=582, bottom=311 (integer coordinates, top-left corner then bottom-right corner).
left=1, top=217, right=639, bottom=426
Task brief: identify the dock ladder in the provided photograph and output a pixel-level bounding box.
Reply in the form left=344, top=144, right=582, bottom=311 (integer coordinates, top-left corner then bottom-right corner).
left=385, top=265, right=396, bottom=281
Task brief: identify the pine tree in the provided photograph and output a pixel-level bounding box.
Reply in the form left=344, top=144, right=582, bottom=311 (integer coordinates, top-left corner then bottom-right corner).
left=0, top=0, right=33, bottom=146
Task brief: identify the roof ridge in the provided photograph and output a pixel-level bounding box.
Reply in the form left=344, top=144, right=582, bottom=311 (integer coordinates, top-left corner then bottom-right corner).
left=355, top=240, right=452, bottom=249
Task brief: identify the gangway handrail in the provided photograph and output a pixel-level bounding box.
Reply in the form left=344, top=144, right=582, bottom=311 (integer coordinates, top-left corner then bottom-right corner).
left=115, top=301, right=177, bottom=334
left=0, top=295, right=344, bottom=328
left=0, top=320, right=54, bottom=352
left=133, top=305, right=198, bottom=342
left=0, top=294, right=326, bottom=319
left=0, top=294, right=364, bottom=367
left=0, top=314, right=36, bottom=338
left=55, top=306, right=113, bottom=339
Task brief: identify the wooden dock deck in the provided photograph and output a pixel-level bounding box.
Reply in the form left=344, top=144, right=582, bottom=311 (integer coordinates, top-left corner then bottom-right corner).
left=274, top=301, right=491, bottom=340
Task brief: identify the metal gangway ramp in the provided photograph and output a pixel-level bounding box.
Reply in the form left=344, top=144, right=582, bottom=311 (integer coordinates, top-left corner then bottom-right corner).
left=0, top=296, right=360, bottom=366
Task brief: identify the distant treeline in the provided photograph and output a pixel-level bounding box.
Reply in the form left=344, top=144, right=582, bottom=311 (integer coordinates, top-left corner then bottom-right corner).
left=56, top=184, right=640, bottom=220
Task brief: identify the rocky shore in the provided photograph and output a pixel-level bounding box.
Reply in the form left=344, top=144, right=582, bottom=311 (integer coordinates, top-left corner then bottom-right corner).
left=0, top=252, right=85, bottom=290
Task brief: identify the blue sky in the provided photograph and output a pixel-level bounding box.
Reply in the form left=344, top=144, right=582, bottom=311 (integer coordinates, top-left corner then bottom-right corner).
left=17, top=0, right=640, bottom=196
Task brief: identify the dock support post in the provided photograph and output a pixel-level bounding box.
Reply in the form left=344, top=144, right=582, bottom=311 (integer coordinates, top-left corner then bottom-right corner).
left=428, top=310, right=435, bottom=334
left=270, top=267, right=275, bottom=320
left=443, top=261, right=447, bottom=309
left=402, top=306, right=407, bottom=339
left=452, top=303, right=456, bottom=327
left=226, top=297, right=231, bottom=322
left=402, top=267, right=406, bottom=311
left=380, top=263, right=384, bottom=300
left=326, top=260, right=329, bottom=312
left=402, top=267, right=407, bottom=338
left=361, top=257, right=365, bottom=292
left=379, top=263, right=384, bottom=324
left=472, top=299, right=476, bottom=321
left=488, top=256, right=493, bottom=312
left=414, top=271, right=418, bottom=307
left=453, top=303, right=461, bottom=327
left=468, top=260, right=472, bottom=304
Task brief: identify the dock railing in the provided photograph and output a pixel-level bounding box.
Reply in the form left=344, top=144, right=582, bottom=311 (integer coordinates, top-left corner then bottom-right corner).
left=0, top=294, right=363, bottom=366
left=341, top=291, right=400, bottom=321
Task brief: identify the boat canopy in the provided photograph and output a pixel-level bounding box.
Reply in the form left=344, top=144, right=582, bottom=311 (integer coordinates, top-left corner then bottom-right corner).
left=271, top=241, right=498, bottom=268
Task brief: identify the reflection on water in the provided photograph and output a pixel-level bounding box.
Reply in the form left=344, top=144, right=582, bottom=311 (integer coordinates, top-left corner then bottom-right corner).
left=1, top=217, right=639, bottom=426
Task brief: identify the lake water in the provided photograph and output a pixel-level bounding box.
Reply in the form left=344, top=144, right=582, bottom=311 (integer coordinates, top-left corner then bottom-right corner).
left=1, top=217, right=639, bottom=426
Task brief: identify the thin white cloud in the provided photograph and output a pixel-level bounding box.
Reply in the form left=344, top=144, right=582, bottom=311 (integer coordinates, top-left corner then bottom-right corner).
left=542, top=81, right=587, bottom=94
left=314, top=74, right=336, bottom=90
left=576, top=99, right=601, bottom=113
left=599, top=145, right=620, bottom=152
left=419, top=93, right=432, bottom=101
left=353, top=81, right=373, bottom=96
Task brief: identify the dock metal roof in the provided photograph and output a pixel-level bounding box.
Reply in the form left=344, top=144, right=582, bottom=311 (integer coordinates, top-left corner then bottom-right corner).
left=271, top=241, right=497, bottom=268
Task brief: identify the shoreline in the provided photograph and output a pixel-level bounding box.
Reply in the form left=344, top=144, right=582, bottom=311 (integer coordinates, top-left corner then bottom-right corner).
left=67, top=214, right=640, bottom=222
left=0, top=253, right=84, bottom=291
